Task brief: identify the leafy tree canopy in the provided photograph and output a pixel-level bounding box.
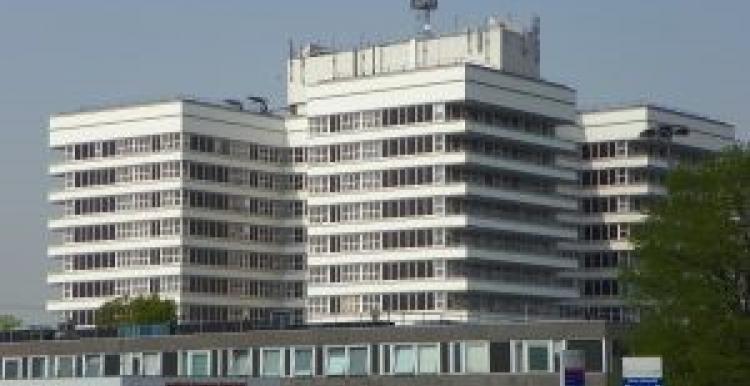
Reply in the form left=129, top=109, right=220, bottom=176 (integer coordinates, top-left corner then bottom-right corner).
left=0, top=315, right=22, bottom=331
left=95, top=295, right=176, bottom=327
left=625, top=148, right=750, bottom=386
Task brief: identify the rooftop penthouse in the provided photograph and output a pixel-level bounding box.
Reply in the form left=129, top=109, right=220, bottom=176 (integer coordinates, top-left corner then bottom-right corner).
left=287, top=16, right=542, bottom=109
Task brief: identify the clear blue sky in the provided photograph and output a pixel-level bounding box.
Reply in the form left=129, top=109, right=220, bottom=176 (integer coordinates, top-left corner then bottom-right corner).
left=0, top=0, right=747, bottom=324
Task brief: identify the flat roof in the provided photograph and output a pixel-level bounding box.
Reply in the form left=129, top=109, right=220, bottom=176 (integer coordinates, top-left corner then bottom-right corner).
left=579, top=102, right=733, bottom=128
left=52, top=96, right=285, bottom=120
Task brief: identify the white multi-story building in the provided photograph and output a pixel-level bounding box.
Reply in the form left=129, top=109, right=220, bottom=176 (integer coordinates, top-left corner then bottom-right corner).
left=47, top=11, right=735, bottom=327
left=287, top=18, right=581, bottom=323
left=559, top=105, right=735, bottom=322
left=48, top=99, right=307, bottom=326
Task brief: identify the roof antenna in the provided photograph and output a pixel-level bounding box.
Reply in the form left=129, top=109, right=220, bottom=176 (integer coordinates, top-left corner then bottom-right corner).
left=410, top=0, right=438, bottom=37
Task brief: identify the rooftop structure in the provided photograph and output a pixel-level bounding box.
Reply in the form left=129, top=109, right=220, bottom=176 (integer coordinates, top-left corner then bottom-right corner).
left=287, top=15, right=542, bottom=115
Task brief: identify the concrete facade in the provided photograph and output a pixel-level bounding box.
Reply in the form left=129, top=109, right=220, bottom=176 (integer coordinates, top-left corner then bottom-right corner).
left=0, top=322, right=621, bottom=385
left=559, top=105, right=735, bottom=321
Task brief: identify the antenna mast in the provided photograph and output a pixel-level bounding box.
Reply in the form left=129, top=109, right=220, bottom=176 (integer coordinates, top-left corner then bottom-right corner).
left=410, top=0, right=438, bottom=36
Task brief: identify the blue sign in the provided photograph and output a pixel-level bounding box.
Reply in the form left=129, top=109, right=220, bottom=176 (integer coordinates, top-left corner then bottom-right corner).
left=564, top=368, right=585, bottom=386
left=623, top=377, right=663, bottom=386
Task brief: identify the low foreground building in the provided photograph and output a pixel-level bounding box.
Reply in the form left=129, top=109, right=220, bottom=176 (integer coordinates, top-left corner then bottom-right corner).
left=0, top=321, right=623, bottom=385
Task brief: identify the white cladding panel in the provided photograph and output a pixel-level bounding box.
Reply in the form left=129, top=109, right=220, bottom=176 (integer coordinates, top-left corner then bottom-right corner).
left=305, top=66, right=466, bottom=115
left=304, top=65, right=575, bottom=122
left=581, top=106, right=734, bottom=150
left=50, top=100, right=286, bottom=146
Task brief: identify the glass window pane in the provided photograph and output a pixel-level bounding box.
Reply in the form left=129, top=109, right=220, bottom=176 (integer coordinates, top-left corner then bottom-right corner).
left=190, top=352, right=209, bottom=377
left=528, top=345, right=549, bottom=372
left=143, top=353, right=160, bottom=376
left=393, top=345, right=415, bottom=374
left=262, top=349, right=282, bottom=377
left=229, top=350, right=251, bottom=376
left=31, top=357, right=46, bottom=379
left=417, top=345, right=439, bottom=374
left=57, top=357, right=75, bottom=378
left=3, top=360, right=20, bottom=379
left=294, top=349, right=313, bottom=376
left=326, top=347, right=347, bottom=376
left=349, top=347, right=368, bottom=376
left=465, top=342, right=489, bottom=373
left=84, top=355, right=101, bottom=377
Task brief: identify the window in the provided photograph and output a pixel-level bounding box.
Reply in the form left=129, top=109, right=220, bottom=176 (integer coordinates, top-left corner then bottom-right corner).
left=261, top=348, right=282, bottom=377
left=228, top=349, right=251, bottom=376
left=393, top=345, right=415, bottom=374
left=464, top=342, right=490, bottom=373
left=326, top=347, right=347, bottom=376
left=84, top=355, right=102, bottom=377
left=29, top=357, right=47, bottom=379
left=143, top=353, right=160, bottom=376
left=349, top=347, right=368, bottom=376
left=293, top=348, right=313, bottom=377
left=56, top=356, right=75, bottom=378
left=325, top=346, right=368, bottom=376
left=2, top=358, right=21, bottom=380
left=417, top=344, right=439, bottom=374
left=188, top=351, right=210, bottom=377
left=527, top=343, right=550, bottom=372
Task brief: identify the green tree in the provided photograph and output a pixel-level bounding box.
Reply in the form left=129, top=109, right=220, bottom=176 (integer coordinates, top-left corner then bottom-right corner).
left=0, top=315, right=22, bottom=331
left=625, top=148, right=750, bottom=386
left=95, top=295, right=176, bottom=327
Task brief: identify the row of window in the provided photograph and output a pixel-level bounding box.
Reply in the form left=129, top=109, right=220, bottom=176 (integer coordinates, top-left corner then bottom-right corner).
left=60, top=163, right=554, bottom=201
left=309, top=261, right=442, bottom=284
left=60, top=132, right=300, bottom=165
left=307, top=135, right=437, bottom=163
left=579, top=251, right=633, bottom=269
left=184, top=190, right=304, bottom=218
left=308, top=229, right=441, bottom=254
left=578, top=223, right=633, bottom=242
left=60, top=248, right=305, bottom=273
left=308, top=197, right=437, bottom=224
left=62, top=190, right=180, bottom=216
left=561, top=305, right=637, bottom=323
left=187, top=134, right=291, bottom=164
left=0, top=338, right=604, bottom=380
left=309, top=228, right=557, bottom=256
left=309, top=293, right=560, bottom=317
left=185, top=162, right=304, bottom=191
left=581, top=279, right=621, bottom=297
left=61, top=190, right=304, bottom=220
left=307, top=196, right=555, bottom=226
left=309, top=292, right=445, bottom=314
left=306, top=133, right=554, bottom=167
left=446, top=197, right=555, bottom=225
left=308, top=102, right=556, bottom=138
left=61, top=219, right=305, bottom=245
left=580, top=168, right=664, bottom=187
left=62, top=161, right=304, bottom=192
left=308, top=261, right=566, bottom=289
left=61, top=276, right=180, bottom=299
left=581, top=140, right=678, bottom=161
left=65, top=307, right=304, bottom=326
left=306, top=166, right=436, bottom=194
left=580, top=195, right=647, bottom=214
left=306, top=165, right=555, bottom=196
left=61, top=133, right=182, bottom=161
left=446, top=134, right=555, bottom=166
left=60, top=276, right=303, bottom=300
